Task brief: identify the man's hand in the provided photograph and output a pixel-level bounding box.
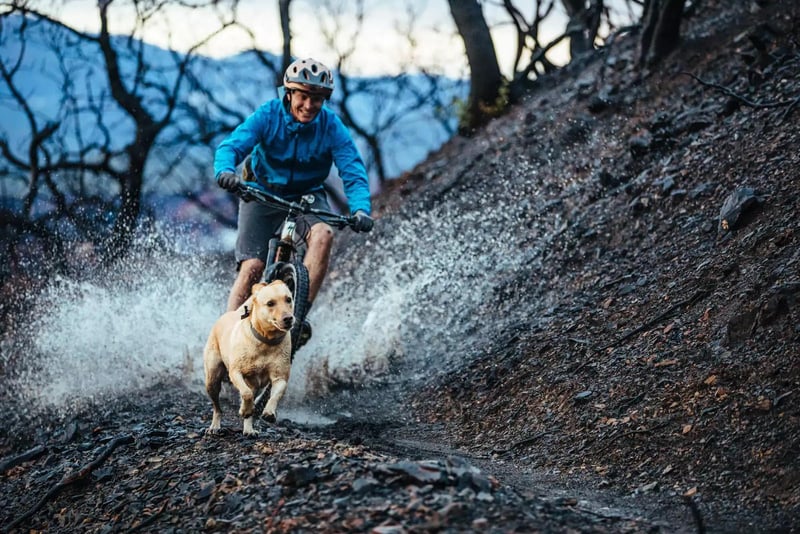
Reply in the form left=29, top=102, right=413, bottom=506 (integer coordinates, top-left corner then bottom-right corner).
left=352, top=210, right=374, bottom=233
left=217, top=171, right=239, bottom=192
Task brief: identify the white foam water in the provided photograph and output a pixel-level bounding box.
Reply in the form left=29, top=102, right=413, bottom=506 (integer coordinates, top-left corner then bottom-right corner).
left=288, top=184, right=554, bottom=402
left=4, top=159, right=558, bottom=420
left=3, top=251, right=227, bottom=413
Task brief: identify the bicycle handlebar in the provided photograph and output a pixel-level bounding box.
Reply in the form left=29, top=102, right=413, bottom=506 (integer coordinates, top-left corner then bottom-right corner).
left=235, top=181, right=358, bottom=229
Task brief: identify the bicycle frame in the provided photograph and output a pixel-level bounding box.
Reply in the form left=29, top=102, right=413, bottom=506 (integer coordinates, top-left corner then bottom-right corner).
left=271, top=194, right=320, bottom=263
left=238, top=182, right=355, bottom=282
left=235, top=181, right=359, bottom=415
left=236, top=181, right=357, bottom=354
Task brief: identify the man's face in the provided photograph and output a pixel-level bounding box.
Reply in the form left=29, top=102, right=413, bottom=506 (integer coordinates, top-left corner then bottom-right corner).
left=288, top=88, right=325, bottom=123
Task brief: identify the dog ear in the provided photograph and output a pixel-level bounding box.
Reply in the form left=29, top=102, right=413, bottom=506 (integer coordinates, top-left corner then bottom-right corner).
left=251, top=282, right=267, bottom=296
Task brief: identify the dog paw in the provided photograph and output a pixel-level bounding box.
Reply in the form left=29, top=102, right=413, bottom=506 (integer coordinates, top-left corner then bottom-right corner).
left=260, top=412, right=277, bottom=424
left=205, top=426, right=222, bottom=435
left=242, top=429, right=259, bottom=437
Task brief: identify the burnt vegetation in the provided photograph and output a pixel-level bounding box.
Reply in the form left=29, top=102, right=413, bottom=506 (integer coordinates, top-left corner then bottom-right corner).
left=2, top=0, right=799, bottom=532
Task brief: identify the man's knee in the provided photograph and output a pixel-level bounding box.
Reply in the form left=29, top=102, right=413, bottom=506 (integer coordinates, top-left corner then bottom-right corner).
left=238, top=258, right=266, bottom=281
left=308, top=223, right=334, bottom=248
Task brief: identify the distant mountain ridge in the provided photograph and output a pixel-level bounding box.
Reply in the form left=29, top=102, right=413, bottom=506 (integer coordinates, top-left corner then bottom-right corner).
left=0, top=14, right=466, bottom=242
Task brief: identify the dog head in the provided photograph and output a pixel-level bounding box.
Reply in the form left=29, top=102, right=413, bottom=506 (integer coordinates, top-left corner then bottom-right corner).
left=250, top=281, right=295, bottom=334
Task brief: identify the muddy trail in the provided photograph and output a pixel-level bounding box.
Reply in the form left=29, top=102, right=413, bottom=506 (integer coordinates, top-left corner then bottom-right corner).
left=0, top=383, right=679, bottom=533
left=2, top=0, right=800, bottom=532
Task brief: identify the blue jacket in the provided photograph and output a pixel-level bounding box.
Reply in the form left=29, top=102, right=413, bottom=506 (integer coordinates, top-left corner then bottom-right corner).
left=214, top=98, right=371, bottom=215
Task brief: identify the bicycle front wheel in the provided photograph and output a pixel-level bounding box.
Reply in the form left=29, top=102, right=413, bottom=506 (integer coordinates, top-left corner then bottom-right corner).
left=271, top=260, right=310, bottom=356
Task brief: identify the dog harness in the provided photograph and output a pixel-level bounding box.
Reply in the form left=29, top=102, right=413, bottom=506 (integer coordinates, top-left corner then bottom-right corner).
left=241, top=306, right=287, bottom=346
left=249, top=323, right=286, bottom=346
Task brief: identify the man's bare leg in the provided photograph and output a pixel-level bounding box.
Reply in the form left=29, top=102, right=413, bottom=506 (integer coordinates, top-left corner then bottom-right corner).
left=303, top=222, right=334, bottom=304
left=227, top=258, right=265, bottom=311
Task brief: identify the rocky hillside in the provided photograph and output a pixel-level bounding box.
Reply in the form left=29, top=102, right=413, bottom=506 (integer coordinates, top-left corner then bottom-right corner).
left=1, top=1, right=798, bottom=532
left=372, top=0, right=799, bottom=530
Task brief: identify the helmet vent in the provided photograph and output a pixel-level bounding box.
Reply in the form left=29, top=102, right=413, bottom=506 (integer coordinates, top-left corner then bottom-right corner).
left=284, top=58, right=334, bottom=95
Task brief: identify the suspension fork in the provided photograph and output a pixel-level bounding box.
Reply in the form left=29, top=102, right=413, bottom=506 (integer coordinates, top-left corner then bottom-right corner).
left=271, top=195, right=315, bottom=266
left=275, top=213, right=297, bottom=263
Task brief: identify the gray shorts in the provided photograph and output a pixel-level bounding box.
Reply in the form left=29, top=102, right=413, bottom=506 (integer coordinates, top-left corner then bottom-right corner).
left=235, top=191, right=331, bottom=267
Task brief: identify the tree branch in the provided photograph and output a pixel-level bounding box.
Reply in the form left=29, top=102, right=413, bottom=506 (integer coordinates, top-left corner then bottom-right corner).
left=682, top=71, right=799, bottom=109
left=7, top=434, right=134, bottom=531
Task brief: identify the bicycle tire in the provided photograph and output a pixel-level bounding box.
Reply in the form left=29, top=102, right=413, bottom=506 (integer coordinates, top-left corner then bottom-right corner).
left=268, top=259, right=310, bottom=356
left=286, top=260, right=310, bottom=354
left=254, top=259, right=310, bottom=418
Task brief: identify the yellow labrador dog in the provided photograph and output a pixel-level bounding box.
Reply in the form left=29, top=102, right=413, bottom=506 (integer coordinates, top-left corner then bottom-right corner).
left=204, top=280, right=293, bottom=436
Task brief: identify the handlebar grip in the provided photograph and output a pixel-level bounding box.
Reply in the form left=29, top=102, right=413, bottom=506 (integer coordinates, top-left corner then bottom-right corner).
left=235, top=183, right=255, bottom=201
left=236, top=182, right=355, bottom=225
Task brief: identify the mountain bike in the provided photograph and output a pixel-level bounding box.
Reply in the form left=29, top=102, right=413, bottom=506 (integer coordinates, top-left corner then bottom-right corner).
left=235, top=181, right=359, bottom=358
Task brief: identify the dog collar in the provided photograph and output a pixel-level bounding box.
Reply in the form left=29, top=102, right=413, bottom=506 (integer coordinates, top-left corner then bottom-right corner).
left=249, top=322, right=287, bottom=346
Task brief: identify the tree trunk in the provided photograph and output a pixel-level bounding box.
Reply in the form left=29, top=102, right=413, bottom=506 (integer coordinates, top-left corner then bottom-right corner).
left=561, top=0, right=604, bottom=61
left=279, top=0, right=293, bottom=82
left=448, top=0, right=504, bottom=135
left=104, top=142, right=150, bottom=265
left=106, top=174, right=142, bottom=264
left=563, top=0, right=588, bottom=58
left=640, top=0, right=686, bottom=66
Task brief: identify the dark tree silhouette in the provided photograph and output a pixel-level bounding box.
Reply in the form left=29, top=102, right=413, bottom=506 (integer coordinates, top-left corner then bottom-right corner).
left=561, top=0, right=604, bottom=59
left=279, top=0, right=293, bottom=79
left=447, top=0, right=598, bottom=130
left=448, top=0, right=693, bottom=130
left=448, top=0, right=504, bottom=134
left=640, top=0, right=687, bottom=66
left=0, top=1, right=242, bottom=269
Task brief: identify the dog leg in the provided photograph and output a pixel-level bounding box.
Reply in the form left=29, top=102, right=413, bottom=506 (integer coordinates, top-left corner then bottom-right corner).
left=204, top=358, right=225, bottom=435
left=261, top=378, right=288, bottom=423
left=205, top=378, right=223, bottom=434
left=229, top=371, right=258, bottom=436
left=242, top=416, right=256, bottom=435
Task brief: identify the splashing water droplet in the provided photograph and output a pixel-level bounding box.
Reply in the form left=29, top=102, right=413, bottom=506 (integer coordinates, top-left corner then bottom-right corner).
left=4, top=247, right=227, bottom=414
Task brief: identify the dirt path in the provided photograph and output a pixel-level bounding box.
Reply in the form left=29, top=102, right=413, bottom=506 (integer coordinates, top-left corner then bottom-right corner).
left=2, top=2, right=799, bottom=532
left=1, top=382, right=696, bottom=533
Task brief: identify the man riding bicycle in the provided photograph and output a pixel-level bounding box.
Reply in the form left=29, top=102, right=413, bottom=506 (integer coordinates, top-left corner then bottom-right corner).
left=214, top=57, right=374, bottom=348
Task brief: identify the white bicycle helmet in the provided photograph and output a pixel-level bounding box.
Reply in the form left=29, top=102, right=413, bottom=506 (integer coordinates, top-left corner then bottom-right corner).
left=284, top=58, right=334, bottom=97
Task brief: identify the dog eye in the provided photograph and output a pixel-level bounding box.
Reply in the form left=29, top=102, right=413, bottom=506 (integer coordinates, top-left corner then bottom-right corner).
left=266, top=300, right=276, bottom=307
left=286, top=296, right=292, bottom=303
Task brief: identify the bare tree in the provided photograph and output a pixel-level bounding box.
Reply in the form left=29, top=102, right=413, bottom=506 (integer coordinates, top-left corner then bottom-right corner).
left=0, top=0, right=242, bottom=270
left=448, top=0, right=691, bottom=129
left=561, top=0, right=604, bottom=59
left=446, top=0, right=591, bottom=129
left=640, top=0, right=687, bottom=66
left=448, top=0, right=504, bottom=134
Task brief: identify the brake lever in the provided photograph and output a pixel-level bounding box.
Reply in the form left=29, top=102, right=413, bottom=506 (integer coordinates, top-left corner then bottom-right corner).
left=237, top=183, right=262, bottom=203
left=327, top=217, right=353, bottom=230
left=237, top=188, right=255, bottom=202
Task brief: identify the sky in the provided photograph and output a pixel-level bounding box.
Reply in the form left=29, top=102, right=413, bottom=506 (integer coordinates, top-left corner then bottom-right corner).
left=50, top=0, right=584, bottom=78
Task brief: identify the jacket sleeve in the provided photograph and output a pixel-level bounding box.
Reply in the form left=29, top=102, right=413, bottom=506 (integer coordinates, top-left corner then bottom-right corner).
left=330, top=116, right=372, bottom=215
left=213, top=105, right=269, bottom=180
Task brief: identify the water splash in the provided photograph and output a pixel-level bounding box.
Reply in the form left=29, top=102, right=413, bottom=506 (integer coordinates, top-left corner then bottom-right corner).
left=3, top=155, right=568, bottom=419
left=2, top=249, right=228, bottom=413
left=289, top=173, right=560, bottom=400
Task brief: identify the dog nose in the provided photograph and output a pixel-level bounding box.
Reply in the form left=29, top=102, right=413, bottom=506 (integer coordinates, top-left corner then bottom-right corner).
left=283, top=316, right=294, bottom=329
